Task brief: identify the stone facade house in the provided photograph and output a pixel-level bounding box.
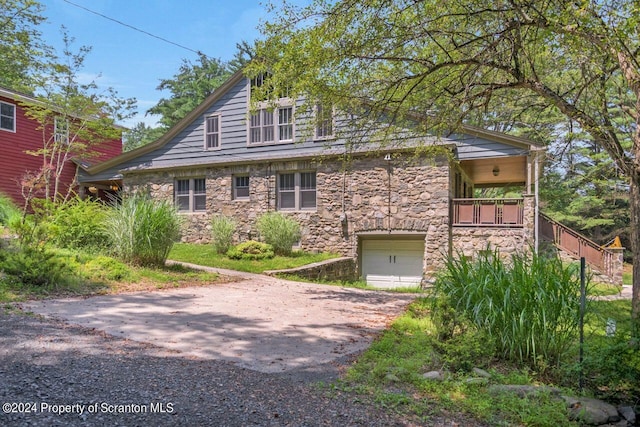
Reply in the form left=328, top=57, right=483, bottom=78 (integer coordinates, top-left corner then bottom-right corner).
left=79, top=70, right=549, bottom=287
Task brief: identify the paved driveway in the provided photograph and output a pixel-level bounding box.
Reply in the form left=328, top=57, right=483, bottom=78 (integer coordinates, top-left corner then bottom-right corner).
left=21, top=266, right=417, bottom=374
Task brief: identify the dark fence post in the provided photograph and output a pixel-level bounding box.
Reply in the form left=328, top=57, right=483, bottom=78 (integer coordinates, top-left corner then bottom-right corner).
left=579, top=257, right=586, bottom=392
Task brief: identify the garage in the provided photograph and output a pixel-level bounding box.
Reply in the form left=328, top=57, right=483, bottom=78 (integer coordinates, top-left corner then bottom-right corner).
left=361, top=238, right=425, bottom=289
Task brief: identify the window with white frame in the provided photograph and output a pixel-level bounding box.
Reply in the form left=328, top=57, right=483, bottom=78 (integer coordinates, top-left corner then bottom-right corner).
left=233, top=175, right=250, bottom=200
left=315, top=102, right=333, bottom=139
left=277, top=172, right=316, bottom=210
left=175, top=178, right=206, bottom=212
left=204, top=114, right=220, bottom=149
left=54, top=117, right=69, bottom=144
left=249, top=105, right=293, bottom=144
left=0, top=101, right=16, bottom=132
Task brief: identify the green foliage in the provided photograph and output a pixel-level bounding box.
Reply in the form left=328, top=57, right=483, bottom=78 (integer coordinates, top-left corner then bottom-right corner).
left=226, top=240, right=274, bottom=260
left=46, top=196, right=109, bottom=251
left=0, top=0, right=47, bottom=92
left=103, top=194, right=182, bottom=267
left=122, top=122, right=165, bottom=151
left=211, top=215, right=236, bottom=254
left=0, top=193, right=20, bottom=226
left=256, top=212, right=301, bottom=256
left=148, top=53, right=232, bottom=129
left=434, top=248, right=582, bottom=369
left=0, top=245, right=70, bottom=287
left=82, top=255, right=133, bottom=282
left=431, top=296, right=495, bottom=372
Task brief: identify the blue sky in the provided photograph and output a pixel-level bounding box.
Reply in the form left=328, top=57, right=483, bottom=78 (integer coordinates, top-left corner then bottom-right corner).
left=39, top=0, right=279, bottom=127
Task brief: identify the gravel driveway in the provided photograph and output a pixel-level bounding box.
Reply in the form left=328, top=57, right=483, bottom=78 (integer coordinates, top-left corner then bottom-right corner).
left=1, top=268, right=484, bottom=426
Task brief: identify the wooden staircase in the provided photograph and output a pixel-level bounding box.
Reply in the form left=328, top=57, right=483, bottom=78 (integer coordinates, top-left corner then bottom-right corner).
left=539, top=212, right=619, bottom=282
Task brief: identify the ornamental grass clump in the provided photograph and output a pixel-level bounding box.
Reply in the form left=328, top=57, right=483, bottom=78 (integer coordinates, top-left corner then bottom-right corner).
left=433, top=248, right=583, bottom=368
left=104, top=194, right=182, bottom=267
left=211, top=215, right=236, bottom=254
left=256, top=212, right=301, bottom=256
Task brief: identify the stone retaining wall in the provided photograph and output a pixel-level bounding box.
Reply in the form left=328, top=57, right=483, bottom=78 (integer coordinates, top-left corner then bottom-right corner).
left=264, top=257, right=356, bottom=282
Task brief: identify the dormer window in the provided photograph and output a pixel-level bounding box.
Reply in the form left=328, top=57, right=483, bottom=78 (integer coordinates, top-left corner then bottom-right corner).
left=249, top=105, right=294, bottom=144
left=204, top=114, right=220, bottom=150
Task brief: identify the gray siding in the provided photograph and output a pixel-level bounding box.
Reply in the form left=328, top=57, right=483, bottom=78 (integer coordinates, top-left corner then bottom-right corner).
left=79, top=76, right=537, bottom=183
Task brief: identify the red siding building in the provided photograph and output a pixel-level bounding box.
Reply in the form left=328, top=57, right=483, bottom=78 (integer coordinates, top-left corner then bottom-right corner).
left=0, top=87, right=122, bottom=207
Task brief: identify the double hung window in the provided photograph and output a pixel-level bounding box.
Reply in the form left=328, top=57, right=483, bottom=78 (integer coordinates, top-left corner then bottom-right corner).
left=0, top=101, right=16, bottom=132
left=277, top=172, right=316, bottom=210
left=175, top=178, right=206, bottom=212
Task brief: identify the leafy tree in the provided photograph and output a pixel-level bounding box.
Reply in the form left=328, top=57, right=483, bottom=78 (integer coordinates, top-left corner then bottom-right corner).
left=21, top=30, right=135, bottom=204
left=146, top=42, right=255, bottom=132
left=147, top=53, right=231, bottom=129
left=0, top=0, right=48, bottom=92
left=122, top=121, right=164, bottom=151
left=253, top=0, right=640, bottom=328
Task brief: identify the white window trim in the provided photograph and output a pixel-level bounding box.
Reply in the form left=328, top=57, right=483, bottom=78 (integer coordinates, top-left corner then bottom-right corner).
left=175, top=177, right=207, bottom=213
left=232, top=175, right=250, bottom=201
left=247, top=99, right=295, bottom=145
left=314, top=103, right=335, bottom=141
left=0, top=101, right=16, bottom=133
left=277, top=171, right=317, bottom=211
left=204, top=113, right=221, bottom=150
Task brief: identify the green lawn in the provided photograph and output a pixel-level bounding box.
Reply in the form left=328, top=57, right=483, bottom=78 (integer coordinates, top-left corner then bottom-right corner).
left=168, top=243, right=340, bottom=273
left=339, top=297, right=637, bottom=427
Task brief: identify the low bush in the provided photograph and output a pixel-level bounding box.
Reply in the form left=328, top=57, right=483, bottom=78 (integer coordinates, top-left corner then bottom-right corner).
left=226, top=241, right=275, bottom=260
left=82, top=255, right=133, bottom=281
left=0, top=246, right=71, bottom=287
left=47, top=196, right=109, bottom=251
left=103, top=194, right=182, bottom=267
left=211, top=215, right=236, bottom=254
left=0, top=193, right=20, bottom=226
left=256, top=212, right=301, bottom=256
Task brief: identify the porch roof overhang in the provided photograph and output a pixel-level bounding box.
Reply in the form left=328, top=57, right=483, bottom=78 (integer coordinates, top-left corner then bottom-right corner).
left=460, top=156, right=528, bottom=187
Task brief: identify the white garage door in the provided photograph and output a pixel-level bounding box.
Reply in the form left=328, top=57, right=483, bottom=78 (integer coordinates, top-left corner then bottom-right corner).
left=361, top=239, right=424, bottom=289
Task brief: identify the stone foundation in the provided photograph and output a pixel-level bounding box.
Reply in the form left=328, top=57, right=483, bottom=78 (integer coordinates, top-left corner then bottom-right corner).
left=123, top=152, right=452, bottom=275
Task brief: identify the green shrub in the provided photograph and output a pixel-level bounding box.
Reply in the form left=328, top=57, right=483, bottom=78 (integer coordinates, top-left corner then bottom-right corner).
left=0, top=246, right=71, bottom=287
left=433, top=248, right=582, bottom=369
left=47, top=196, right=109, bottom=251
left=227, top=240, right=275, bottom=260
left=256, top=212, right=301, bottom=255
left=83, top=255, right=133, bottom=281
left=211, top=215, right=236, bottom=254
left=0, top=193, right=20, bottom=226
left=103, top=194, right=182, bottom=267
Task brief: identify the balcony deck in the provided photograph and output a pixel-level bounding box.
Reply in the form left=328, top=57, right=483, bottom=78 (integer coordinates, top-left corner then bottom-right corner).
left=452, top=198, right=524, bottom=227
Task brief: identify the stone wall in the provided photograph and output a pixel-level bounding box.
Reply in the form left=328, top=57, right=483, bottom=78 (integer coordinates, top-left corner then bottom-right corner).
left=123, top=152, right=451, bottom=277
left=264, top=257, right=356, bottom=282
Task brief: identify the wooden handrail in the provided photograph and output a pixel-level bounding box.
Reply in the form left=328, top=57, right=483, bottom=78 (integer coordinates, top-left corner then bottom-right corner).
left=452, top=198, right=524, bottom=227
left=539, top=212, right=614, bottom=277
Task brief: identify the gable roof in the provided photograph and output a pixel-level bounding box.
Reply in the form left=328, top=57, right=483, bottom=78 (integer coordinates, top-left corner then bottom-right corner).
left=83, top=70, right=246, bottom=176
left=80, top=69, right=544, bottom=178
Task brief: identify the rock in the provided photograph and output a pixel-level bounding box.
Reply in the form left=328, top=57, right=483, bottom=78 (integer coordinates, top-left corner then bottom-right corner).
left=618, top=406, right=636, bottom=424
left=563, top=396, right=620, bottom=425
left=472, top=368, right=491, bottom=378
left=422, top=371, right=444, bottom=381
